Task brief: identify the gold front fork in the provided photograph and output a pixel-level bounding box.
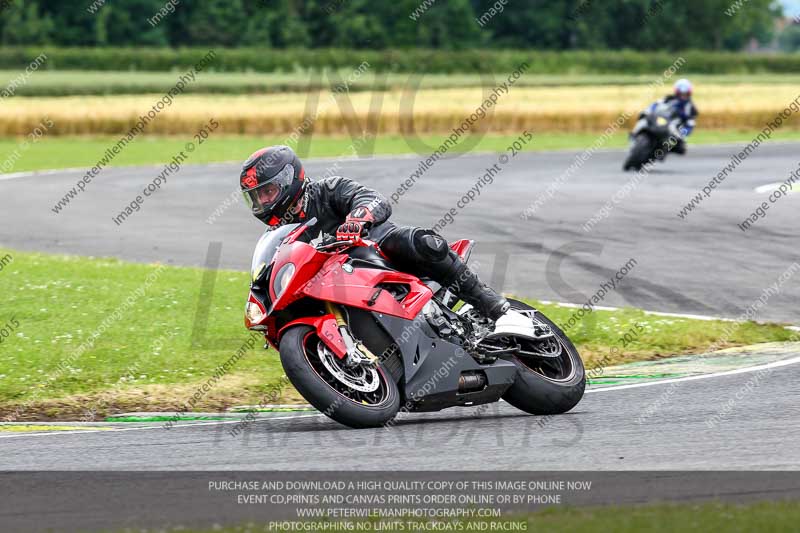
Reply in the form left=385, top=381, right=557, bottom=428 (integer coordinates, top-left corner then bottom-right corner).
left=326, top=301, right=347, bottom=327
left=325, top=301, right=378, bottom=363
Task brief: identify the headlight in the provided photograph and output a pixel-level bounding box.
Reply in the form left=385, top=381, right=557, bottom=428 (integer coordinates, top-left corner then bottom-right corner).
left=273, top=263, right=296, bottom=299
left=246, top=301, right=266, bottom=324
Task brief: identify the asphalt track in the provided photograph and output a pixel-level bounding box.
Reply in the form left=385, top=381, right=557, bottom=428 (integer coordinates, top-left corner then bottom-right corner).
left=1, top=359, right=799, bottom=470
left=1, top=143, right=799, bottom=472
left=1, top=142, right=798, bottom=321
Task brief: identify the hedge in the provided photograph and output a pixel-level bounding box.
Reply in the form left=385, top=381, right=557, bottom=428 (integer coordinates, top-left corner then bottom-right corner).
left=2, top=47, right=800, bottom=74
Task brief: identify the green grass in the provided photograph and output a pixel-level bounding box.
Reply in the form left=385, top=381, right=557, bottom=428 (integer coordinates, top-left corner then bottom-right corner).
left=3, top=130, right=800, bottom=174
left=0, top=247, right=793, bottom=419
left=4, top=71, right=800, bottom=96
left=156, top=501, right=800, bottom=533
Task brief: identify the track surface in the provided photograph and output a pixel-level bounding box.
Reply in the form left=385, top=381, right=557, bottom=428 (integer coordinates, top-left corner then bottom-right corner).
left=2, top=362, right=799, bottom=469
left=1, top=143, right=798, bottom=321
left=1, top=143, right=799, bottom=471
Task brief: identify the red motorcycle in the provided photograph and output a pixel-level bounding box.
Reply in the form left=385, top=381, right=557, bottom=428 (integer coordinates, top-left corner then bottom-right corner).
left=245, top=218, right=585, bottom=428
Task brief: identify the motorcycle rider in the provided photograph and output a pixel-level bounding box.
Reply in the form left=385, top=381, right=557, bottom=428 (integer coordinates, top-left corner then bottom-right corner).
left=239, top=145, right=534, bottom=333
left=633, top=78, right=698, bottom=155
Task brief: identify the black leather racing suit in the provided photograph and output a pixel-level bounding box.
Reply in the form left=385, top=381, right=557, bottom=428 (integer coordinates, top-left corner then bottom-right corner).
left=286, top=176, right=508, bottom=320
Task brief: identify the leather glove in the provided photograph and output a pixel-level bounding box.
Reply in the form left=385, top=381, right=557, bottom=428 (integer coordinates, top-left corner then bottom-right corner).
left=336, top=206, right=374, bottom=243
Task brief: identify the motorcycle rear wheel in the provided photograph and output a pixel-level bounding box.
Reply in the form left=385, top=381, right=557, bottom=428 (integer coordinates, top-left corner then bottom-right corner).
left=501, top=300, right=586, bottom=415
left=279, top=325, right=400, bottom=429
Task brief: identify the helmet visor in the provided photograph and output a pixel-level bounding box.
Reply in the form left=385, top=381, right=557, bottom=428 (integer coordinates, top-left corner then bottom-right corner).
left=242, top=163, right=295, bottom=216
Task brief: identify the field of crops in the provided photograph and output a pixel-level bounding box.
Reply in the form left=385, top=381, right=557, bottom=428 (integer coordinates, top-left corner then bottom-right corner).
left=3, top=70, right=800, bottom=96
left=3, top=83, right=798, bottom=136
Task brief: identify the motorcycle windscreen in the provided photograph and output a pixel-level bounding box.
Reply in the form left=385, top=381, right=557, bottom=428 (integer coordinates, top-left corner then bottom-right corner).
left=251, top=223, right=299, bottom=281
left=653, top=102, right=673, bottom=117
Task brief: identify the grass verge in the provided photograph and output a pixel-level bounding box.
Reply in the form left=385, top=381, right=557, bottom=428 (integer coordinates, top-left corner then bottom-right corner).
left=3, top=130, right=800, bottom=174
left=0, top=248, right=793, bottom=420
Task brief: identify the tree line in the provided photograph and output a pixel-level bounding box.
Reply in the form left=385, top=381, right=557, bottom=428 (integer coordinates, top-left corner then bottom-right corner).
left=0, top=0, right=781, bottom=51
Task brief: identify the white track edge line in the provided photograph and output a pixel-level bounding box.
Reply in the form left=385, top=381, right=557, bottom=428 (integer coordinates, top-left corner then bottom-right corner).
left=585, top=355, right=800, bottom=393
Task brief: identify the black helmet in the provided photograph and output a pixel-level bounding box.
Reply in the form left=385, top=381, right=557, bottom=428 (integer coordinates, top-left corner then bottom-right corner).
left=240, top=145, right=305, bottom=225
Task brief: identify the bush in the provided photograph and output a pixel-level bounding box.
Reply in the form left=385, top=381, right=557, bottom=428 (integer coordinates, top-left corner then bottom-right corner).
left=3, top=47, right=800, bottom=74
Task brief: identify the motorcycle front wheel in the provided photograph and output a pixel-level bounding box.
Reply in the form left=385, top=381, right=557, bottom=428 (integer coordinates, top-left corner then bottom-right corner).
left=623, top=134, right=653, bottom=171
left=501, top=300, right=586, bottom=415
left=279, top=325, right=400, bottom=429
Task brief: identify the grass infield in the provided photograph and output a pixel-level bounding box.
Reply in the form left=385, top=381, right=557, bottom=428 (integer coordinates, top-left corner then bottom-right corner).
left=0, top=248, right=793, bottom=420
left=3, top=130, right=800, bottom=174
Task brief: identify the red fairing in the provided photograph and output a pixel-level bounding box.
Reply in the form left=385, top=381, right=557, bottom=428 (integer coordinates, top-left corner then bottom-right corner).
left=269, top=240, right=329, bottom=309
left=270, top=240, right=432, bottom=320
left=449, top=239, right=474, bottom=261
left=278, top=314, right=347, bottom=359
left=302, top=257, right=431, bottom=319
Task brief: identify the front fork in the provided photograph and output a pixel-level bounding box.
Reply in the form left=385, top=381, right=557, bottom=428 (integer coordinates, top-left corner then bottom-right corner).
left=324, top=302, right=378, bottom=365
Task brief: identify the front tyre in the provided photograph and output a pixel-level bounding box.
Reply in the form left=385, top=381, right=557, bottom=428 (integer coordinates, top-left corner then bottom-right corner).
left=501, top=300, right=586, bottom=415
left=279, top=325, right=400, bottom=429
left=623, top=134, right=652, bottom=171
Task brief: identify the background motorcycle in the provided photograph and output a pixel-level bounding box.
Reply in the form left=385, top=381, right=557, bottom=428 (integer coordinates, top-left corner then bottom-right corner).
left=624, top=101, right=681, bottom=171
left=245, top=218, right=585, bottom=429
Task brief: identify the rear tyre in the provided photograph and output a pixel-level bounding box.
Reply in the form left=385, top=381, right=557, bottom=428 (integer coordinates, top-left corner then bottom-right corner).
left=279, top=325, right=400, bottom=429
left=501, top=300, right=586, bottom=415
left=623, top=134, right=652, bottom=171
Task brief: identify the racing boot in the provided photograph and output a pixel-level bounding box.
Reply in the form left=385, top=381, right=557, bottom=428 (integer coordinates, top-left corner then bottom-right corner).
left=444, top=259, right=509, bottom=321
left=445, top=259, right=539, bottom=338
left=435, top=252, right=538, bottom=340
